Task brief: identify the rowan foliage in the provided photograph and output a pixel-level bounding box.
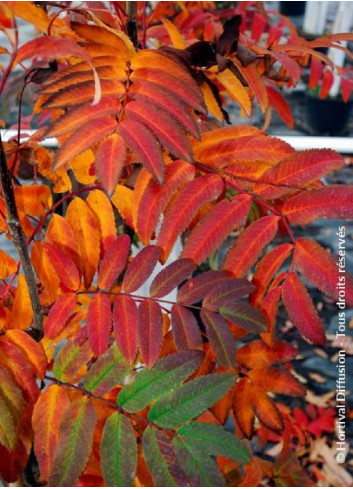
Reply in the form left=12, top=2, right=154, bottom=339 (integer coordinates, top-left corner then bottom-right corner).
left=0, top=1, right=352, bottom=486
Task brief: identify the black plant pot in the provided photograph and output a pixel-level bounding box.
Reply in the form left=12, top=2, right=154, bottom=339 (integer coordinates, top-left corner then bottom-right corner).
left=279, top=1, right=306, bottom=16
left=305, top=93, right=353, bottom=136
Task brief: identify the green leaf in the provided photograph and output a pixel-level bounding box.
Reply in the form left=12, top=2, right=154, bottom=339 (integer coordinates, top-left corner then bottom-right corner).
left=100, top=412, right=137, bottom=487
left=148, top=373, right=235, bottom=428
left=177, top=422, right=251, bottom=464
left=0, top=397, right=16, bottom=450
left=84, top=343, right=129, bottom=395
left=142, top=427, right=179, bottom=487
left=48, top=398, right=96, bottom=486
left=117, top=350, right=203, bottom=413
left=173, top=436, right=225, bottom=487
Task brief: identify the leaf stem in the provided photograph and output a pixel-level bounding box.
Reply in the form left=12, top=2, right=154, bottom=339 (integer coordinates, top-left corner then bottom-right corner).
left=0, top=134, right=42, bottom=336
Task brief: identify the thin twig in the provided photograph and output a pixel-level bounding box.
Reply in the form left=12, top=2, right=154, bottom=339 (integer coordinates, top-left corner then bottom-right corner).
left=0, top=134, right=42, bottom=336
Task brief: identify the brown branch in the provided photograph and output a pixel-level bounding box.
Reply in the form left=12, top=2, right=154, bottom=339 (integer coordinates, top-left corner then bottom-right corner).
left=125, top=1, right=138, bottom=47
left=0, top=134, right=43, bottom=337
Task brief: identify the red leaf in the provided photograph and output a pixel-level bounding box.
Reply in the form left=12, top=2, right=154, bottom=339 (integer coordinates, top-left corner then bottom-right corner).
left=181, top=195, right=252, bottom=265
left=138, top=299, right=163, bottom=369
left=113, top=295, right=138, bottom=364
left=157, top=174, right=224, bottom=262
left=282, top=186, right=353, bottom=224
left=130, top=80, right=200, bottom=139
left=203, top=279, right=256, bottom=310
left=236, top=339, right=298, bottom=369
left=309, top=58, right=323, bottom=90
left=177, top=270, right=231, bottom=305
left=95, top=133, right=126, bottom=196
left=125, top=101, right=192, bottom=162
left=0, top=337, right=39, bottom=403
left=266, top=86, right=294, bottom=128
left=53, top=117, right=117, bottom=170
left=251, top=243, right=293, bottom=305
left=87, top=293, right=112, bottom=356
left=294, top=238, right=353, bottom=306
left=223, top=216, right=280, bottom=277
left=200, top=310, right=236, bottom=368
left=123, top=245, right=161, bottom=293
left=44, top=243, right=81, bottom=292
left=134, top=160, right=195, bottom=245
left=98, top=234, right=130, bottom=290
left=150, top=258, right=196, bottom=298
left=254, top=149, right=344, bottom=199
left=44, top=293, right=77, bottom=339
left=171, top=305, right=203, bottom=351
left=268, top=50, right=301, bottom=85
left=5, top=329, right=47, bottom=380
left=45, top=96, right=120, bottom=138
left=118, top=119, right=164, bottom=184
left=282, top=272, right=326, bottom=345
left=251, top=12, right=266, bottom=42
left=319, top=68, right=334, bottom=99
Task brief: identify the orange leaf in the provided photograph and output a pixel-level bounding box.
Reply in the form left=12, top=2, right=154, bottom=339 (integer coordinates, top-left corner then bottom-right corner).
left=31, top=241, right=60, bottom=304
left=233, top=378, right=255, bottom=438
left=236, top=339, right=298, bottom=369
left=216, top=68, right=251, bottom=116
left=32, top=385, right=70, bottom=482
left=282, top=272, right=326, bottom=345
left=0, top=250, right=17, bottom=280
left=223, top=216, right=280, bottom=277
left=66, top=198, right=101, bottom=288
left=46, top=214, right=81, bottom=273
left=53, top=117, right=117, bottom=170
left=5, top=329, right=47, bottom=379
left=44, top=80, right=123, bottom=110
left=8, top=275, right=33, bottom=330
left=45, top=96, right=120, bottom=138
left=86, top=189, right=116, bottom=254
left=249, top=367, right=306, bottom=397
left=94, top=133, right=126, bottom=196
left=131, top=67, right=205, bottom=113
left=14, top=185, right=52, bottom=216
left=87, top=293, right=112, bottom=356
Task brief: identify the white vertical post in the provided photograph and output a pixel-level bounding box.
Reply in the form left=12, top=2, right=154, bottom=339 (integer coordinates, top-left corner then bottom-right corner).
left=328, top=2, right=353, bottom=97
left=303, top=1, right=329, bottom=36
